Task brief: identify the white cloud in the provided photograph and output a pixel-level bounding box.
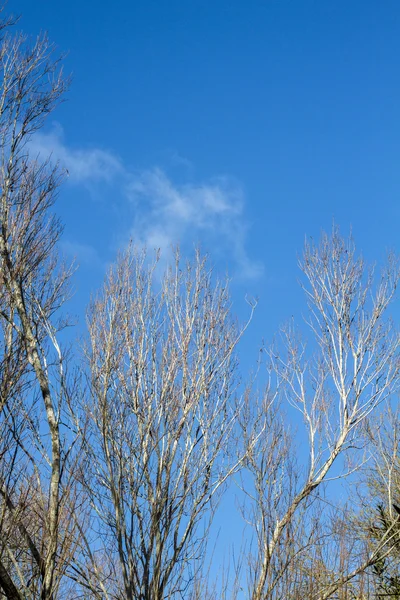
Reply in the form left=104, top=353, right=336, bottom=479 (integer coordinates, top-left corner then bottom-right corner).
left=28, top=126, right=262, bottom=279
left=168, top=150, right=193, bottom=171
left=127, top=168, right=263, bottom=280
left=60, top=241, right=102, bottom=268
left=28, top=123, right=123, bottom=183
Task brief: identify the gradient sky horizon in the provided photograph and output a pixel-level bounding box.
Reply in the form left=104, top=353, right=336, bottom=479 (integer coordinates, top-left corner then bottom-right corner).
left=13, top=0, right=400, bottom=590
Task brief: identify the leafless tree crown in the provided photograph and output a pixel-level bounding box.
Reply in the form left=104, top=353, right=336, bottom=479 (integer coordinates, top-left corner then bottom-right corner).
left=0, top=11, right=399, bottom=600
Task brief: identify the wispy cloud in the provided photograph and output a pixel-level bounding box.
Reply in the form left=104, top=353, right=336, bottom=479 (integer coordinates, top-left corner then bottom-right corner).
left=60, top=241, right=103, bottom=269
left=29, top=126, right=262, bottom=280
left=127, top=168, right=263, bottom=279
left=167, top=150, right=194, bottom=171
left=28, top=123, right=123, bottom=183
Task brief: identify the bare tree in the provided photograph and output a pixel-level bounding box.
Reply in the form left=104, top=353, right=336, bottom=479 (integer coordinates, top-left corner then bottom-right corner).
left=0, top=14, right=79, bottom=600
left=81, top=247, right=254, bottom=600
left=240, top=230, right=400, bottom=600
left=350, top=405, right=400, bottom=599
left=2, top=11, right=400, bottom=600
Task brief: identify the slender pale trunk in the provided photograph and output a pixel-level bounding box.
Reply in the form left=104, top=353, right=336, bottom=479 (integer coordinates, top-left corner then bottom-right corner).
left=0, top=235, right=60, bottom=600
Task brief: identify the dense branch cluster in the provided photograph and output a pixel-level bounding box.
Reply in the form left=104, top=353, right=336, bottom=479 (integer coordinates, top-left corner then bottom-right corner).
left=0, top=13, right=399, bottom=600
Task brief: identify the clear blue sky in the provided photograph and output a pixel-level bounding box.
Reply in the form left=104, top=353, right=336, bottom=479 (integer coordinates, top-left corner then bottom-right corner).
left=13, top=0, right=400, bottom=586
left=14, top=0, right=400, bottom=336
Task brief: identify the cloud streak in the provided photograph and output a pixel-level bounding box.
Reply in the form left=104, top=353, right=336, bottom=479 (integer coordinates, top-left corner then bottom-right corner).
left=60, top=241, right=103, bottom=269
left=28, top=124, right=123, bottom=183
left=29, top=125, right=262, bottom=280
left=127, top=168, right=263, bottom=279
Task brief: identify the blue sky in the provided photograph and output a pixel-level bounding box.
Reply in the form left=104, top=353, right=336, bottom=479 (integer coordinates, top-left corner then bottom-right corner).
left=14, top=0, right=400, bottom=346
left=13, top=0, right=400, bottom=586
